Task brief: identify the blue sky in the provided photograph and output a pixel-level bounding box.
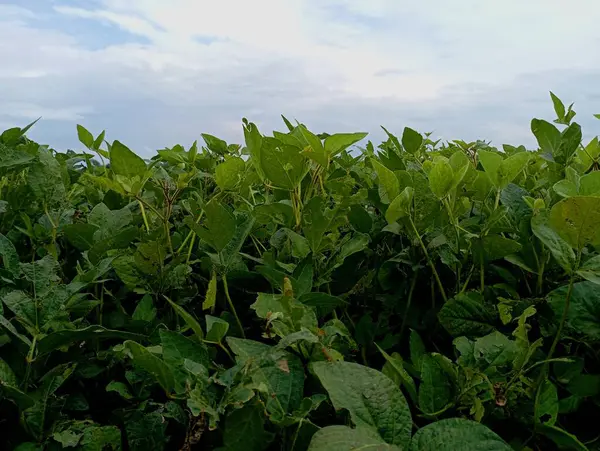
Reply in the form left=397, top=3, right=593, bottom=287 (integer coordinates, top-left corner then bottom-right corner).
left=1, top=0, right=600, bottom=156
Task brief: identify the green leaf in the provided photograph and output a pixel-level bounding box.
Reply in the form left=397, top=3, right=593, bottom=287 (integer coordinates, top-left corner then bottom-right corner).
left=324, top=132, right=368, bottom=156
left=410, top=418, right=511, bottom=451
left=348, top=205, right=372, bottom=233
left=37, top=326, right=146, bottom=356
left=386, top=187, right=414, bottom=224
left=473, top=331, right=518, bottom=369
left=402, top=127, right=423, bottom=154
left=220, top=404, right=274, bottom=451
left=410, top=330, right=426, bottom=374
left=63, top=223, right=99, bottom=251
left=531, top=210, right=576, bottom=273
left=477, top=150, right=503, bottom=187
left=473, top=235, right=521, bottom=263
left=311, top=361, right=412, bottom=448
left=132, top=294, right=157, bottom=322
left=216, top=156, right=245, bottom=191
left=299, top=292, right=346, bottom=316
left=497, top=152, right=530, bottom=188
left=205, top=315, right=230, bottom=343
left=538, top=425, right=588, bottom=451
left=550, top=196, right=600, bottom=250
left=202, top=133, right=229, bottom=154
left=164, top=296, right=204, bottom=340
left=203, top=272, right=218, bottom=310
left=535, top=379, right=558, bottom=426
left=547, top=282, right=600, bottom=340
left=531, top=119, right=561, bottom=157
left=377, top=345, right=417, bottom=403
left=187, top=200, right=236, bottom=252
left=418, top=354, right=454, bottom=415
left=579, top=171, right=600, bottom=196
left=77, top=125, right=94, bottom=149
left=106, top=381, right=133, bottom=400
left=372, top=159, right=400, bottom=204
left=110, top=140, right=146, bottom=178
left=308, top=426, right=399, bottom=451
left=550, top=92, right=566, bottom=122
left=123, top=341, right=175, bottom=394
left=259, top=138, right=308, bottom=189
left=159, top=329, right=209, bottom=368
left=428, top=159, right=454, bottom=199
left=302, top=197, right=338, bottom=253
left=0, top=233, right=20, bottom=279
left=438, top=292, right=497, bottom=337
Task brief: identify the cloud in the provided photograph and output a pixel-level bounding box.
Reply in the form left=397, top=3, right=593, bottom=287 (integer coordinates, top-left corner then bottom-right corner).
left=0, top=1, right=599, bottom=155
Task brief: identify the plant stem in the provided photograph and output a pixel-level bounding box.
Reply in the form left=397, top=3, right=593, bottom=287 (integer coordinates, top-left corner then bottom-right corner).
left=138, top=200, right=150, bottom=232
left=222, top=274, right=245, bottom=338
left=409, top=216, right=448, bottom=302
left=400, top=271, right=418, bottom=338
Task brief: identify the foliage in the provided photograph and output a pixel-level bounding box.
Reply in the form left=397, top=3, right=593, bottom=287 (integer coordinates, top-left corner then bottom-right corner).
left=1, top=94, right=600, bottom=450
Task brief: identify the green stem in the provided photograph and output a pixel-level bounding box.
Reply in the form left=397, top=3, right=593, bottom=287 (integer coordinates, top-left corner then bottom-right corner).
left=480, top=258, right=485, bottom=293
left=494, top=189, right=501, bottom=210
left=409, top=216, right=447, bottom=302
left=400, top=271, right=418, bottom=338
left=22, top=336, right=37, bottom=390
left=222, top=274, right=245, bottom=338
left=138, top=200, right=150, bottom=232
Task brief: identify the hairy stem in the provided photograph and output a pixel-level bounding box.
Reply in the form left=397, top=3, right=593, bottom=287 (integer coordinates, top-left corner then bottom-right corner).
left=409, top=216, right=447, bottom=302
left=222, top=274, right=245, bottom=338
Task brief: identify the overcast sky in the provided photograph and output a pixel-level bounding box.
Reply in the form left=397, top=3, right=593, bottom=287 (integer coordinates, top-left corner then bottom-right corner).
left=1, top=1, right=600, bottom=156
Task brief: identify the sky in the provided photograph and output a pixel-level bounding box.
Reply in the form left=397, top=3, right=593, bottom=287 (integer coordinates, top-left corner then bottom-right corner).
left=1, top=0, right=600, bottom=156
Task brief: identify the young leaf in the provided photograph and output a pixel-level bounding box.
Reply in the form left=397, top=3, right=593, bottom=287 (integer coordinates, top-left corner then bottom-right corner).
left=205, top=315, right=230, bottom=343
left=76, top=125, right=94, bottom=149
left=428, top=159, right=454, bottom=199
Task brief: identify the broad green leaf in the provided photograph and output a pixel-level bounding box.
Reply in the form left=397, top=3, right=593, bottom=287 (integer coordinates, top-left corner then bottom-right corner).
left=88, top=203, right=132, bottom=241
left=205, top=315, right=230, bottom=343
left=132, top=294, right=156, bottom=322
left=473, top=331, right=518, bottom=369
left=372, top=159, right=400, bottom=204
left=106, top=381, right=133, bottom=400
left=187, top=200, right=236, bottom=252
left=159, top=329, right=209, bottom=368
left=348, top=204, right=372, bottom=233
left=418, top=354, right=454, bottom=415
left=77, top=125, right=94, bottom=148
left=554, top=179, right=579, bottom=198
left=260, top=138, right=308, bottom=189
left=538, top=425, right=588, bottom=451
left=63, top=223, right=98, bottom=251
left=535, top=379, right=558, bottom=426
left=203, top=272, right=217, bottom=310
left=216, top=156, right=245, bottom=191
left=429, top=159, right=454, bottom=199
left=386, top=187, right=414, bottom=224
left=547, top=282, right=600, bottom=340
left=299, top=292, right=346, bottom=316
left=123, top=341, right=175, bottom=394
left=550, top=91, right=566, bottom=121
left=402, top=127, right=423, bottom=154
left=125, top=411, right=168, bottom=451
left=579, top=171, right=600, bottom=196
left=28, top=149, right=66, bottom=206
left=473, top=235, right=522, bottom=263
left=2, top=290, right=36, bottom=328
left=202, top=133, right=228, bottom=154
left=438, top=292, right=497, bottom=337
left=531, top=211, right=576, bottom=273
left=308, top=426, right=399, bottom=451
left=410, top=330, right=427, bottom=374
left=110, top=140, right=146, bottom=178
left=550, top=196, right=600, bottom=250
left=37, top=326, right=145, bottom=356
left=577, top=255, right=600, bottom=285
left=311, top=361, right=412, bottom=448
left=164, top=296, right=204, bottom=340
left=531, top=119, right=561, bottom=157
left=324, top=132, right=368, bottom=156
left=377, top=345, right=417, bottom=403
left=220, top=404, right=274, bottom=451
left=302, top=197, right=338, bottom=253
left=410, top=418, right=511, bottom=451
left=0, top=233, right=20, bottom=278
left=477, top=150, right=503, bottom=187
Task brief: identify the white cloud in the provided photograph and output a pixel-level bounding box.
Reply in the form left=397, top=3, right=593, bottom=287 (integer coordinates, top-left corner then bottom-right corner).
left=0, top=1, right=599, bottom=154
